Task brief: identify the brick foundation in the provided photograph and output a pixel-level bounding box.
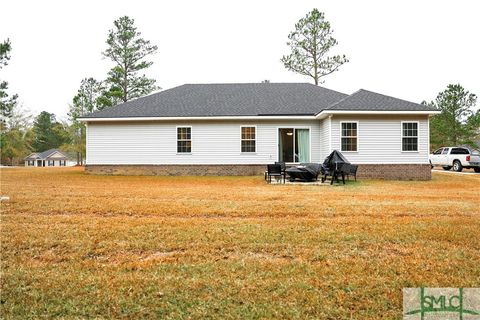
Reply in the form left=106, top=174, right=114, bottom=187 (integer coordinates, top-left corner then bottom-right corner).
left=86, top=163, right=431, bottom=180
left=85, top=164, right=266, bottom=176
left=355, top=164, right=431, bottom=180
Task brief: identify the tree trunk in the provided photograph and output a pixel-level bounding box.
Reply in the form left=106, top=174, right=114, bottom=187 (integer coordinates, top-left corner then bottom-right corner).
left=123, top=60, right=128, bottom=102
left=313, top=33, right=318, bottom=85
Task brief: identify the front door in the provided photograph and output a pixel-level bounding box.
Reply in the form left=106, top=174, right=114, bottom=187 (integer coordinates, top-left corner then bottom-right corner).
left=278, top=128, right=310, bottom=163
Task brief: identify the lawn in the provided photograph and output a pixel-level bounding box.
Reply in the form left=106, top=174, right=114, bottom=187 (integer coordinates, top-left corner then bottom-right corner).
left=1, top=167, right=479, bottom=319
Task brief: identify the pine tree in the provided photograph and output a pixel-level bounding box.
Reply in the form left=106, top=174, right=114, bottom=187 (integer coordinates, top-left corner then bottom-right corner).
left=103, top=16, right=159, bottom=103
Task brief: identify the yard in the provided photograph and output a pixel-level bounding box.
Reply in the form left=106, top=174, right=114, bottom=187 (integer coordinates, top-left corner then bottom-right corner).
left=1, top=167, right=479, bottom=319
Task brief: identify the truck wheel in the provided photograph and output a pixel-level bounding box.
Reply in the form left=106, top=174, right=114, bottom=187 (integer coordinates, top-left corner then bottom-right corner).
left=442, top=166, right=452, bottom=171
left=453, top=160, right=463, bottom=172
left=474, top=167, right=480, bottom=173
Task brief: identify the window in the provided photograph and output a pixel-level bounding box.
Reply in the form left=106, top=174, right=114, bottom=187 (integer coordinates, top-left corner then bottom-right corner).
left=177, top=127, right=191, bottom=153
left=442, top=148, right=449, bottom=155
left=402, top=122, right=418, bottom=151
left=59, top=160, right=66, bottom=166
left=48, top=160, right=55, bottom=166
left=341, top=122, right=358, bottom=152
left=27, top=160, right=34, bottom=166
left=433, top=148, right=443, bottom=155
left=450, top=148, right=469, bottom=155
left=278, top=128, right=310, bottom=163
left=241, top=126, right=256, bottom=153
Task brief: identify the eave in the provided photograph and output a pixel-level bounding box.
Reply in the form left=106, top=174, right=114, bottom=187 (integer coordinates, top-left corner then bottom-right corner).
left=315, top=110, right=441, bottom=119
left=78, top=115, right=317, bottom=122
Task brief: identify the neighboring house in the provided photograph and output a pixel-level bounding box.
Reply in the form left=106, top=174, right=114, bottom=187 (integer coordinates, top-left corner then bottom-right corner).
left=24, top=149, right=75, bottom=167
left=79, top=83, right=439, bottom=180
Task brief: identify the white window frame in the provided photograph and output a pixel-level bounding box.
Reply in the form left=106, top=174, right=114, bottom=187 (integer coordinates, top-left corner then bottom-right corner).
left=275, top=126, right=312, bottom=164
left=176, top=126, right=192, bottom=154
left=401, top=121, right=419, bottom=152
left=340, top=121, right=359, bottom=153
left=240, top=125, right=257, bottom=154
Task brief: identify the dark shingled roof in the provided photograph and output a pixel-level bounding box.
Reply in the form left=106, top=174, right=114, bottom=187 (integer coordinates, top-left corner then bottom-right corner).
left=81, top=83, right=347, bottom=118
left=80, top=83, right=437, bottom=119
left=326, top=89, right=438, bottom=112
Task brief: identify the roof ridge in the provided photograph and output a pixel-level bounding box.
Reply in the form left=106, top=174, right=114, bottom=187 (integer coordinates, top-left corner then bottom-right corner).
left=324, top=88, right=438, bottom=111
left=40, top=149, right=59, bottom=158
left=359, top=89, right=439, bottom=110
left=360, top=88, right=428, bottom=105
left=323, top=89, right=363, bottom=111
left=182, top=82, right=312, bottom=85
left=181, top=83, right=348, bottom=96
left=304, top=83, right=349, bottom=97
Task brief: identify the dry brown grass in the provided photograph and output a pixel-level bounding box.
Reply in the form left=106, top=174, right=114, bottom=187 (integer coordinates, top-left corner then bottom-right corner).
left=1, top=167, right=479, bottom=319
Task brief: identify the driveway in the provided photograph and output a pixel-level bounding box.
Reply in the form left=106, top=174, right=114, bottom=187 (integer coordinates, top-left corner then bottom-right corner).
left=432, top=169, right=479, bottom=175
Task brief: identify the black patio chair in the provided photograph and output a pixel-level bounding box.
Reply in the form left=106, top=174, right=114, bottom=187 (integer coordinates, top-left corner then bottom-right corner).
left=265, top=162, right=286, bottom=180
left=275, top=161, right=286, bottom=173
left=346, top=164, right=358, bottom=181
left=266, top=164, right=285, bottom=184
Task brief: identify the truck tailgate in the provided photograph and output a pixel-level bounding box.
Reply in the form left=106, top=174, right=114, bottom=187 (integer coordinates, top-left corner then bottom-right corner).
left=469, top=154, right=480, bottom=165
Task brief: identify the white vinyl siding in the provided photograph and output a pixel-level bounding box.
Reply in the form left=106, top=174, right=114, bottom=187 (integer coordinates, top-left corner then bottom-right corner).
left=86, top=116, right=431, bottom=165
left=330, top=115, right=430, bottom=164
left=86, top=120, right=322, bottom=165
left=319, top=117, right=331, bottom=160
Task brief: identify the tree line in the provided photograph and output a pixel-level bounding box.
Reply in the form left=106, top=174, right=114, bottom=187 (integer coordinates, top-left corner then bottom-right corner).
left=1, top=16, right=159, bottom=165
left=1, top=10, right=479, bottom=165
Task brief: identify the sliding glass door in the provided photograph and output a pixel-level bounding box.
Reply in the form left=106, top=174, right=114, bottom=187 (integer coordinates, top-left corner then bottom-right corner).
left=278, top=128, right=310, bottom=163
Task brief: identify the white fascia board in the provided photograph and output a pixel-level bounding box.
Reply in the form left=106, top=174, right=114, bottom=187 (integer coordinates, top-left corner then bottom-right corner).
left=24, top=153, right=39, bottom=160
left=78, top=115, right=317, bottom=122
left=315, top=110, right=441, bottom=119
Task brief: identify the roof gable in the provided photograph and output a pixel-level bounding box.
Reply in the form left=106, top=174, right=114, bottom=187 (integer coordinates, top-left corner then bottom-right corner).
left=326, top=89, right=438, bottom=112
left=24, top=153, right=40, bottom=160
left=48, top=151, right=68, bottom=159
left=42, top=149, right=69, bottom=159
left=24, top=149, right=73, bottom=160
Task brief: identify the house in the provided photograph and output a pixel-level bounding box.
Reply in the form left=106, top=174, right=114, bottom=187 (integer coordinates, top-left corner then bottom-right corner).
left=79, top=83, right=439, bottom=180
left=24, top=149, right=75, bottom=167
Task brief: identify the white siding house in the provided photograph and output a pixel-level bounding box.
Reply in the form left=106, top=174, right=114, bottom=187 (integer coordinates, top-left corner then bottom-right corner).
left=24, top=149, right=75, bottom=167
left=87, top=120, right=322, bottom=165
left=80, top=83, right=439, bottom=179
left=329, top=115, right=430, bottom=164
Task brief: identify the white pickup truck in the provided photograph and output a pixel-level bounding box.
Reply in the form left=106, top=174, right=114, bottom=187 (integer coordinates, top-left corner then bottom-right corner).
left=429, top=147, right=480, bottom=172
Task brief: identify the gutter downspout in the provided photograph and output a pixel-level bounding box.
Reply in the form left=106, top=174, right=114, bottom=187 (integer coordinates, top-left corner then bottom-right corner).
left=328, top=115, right=333, bottom=153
